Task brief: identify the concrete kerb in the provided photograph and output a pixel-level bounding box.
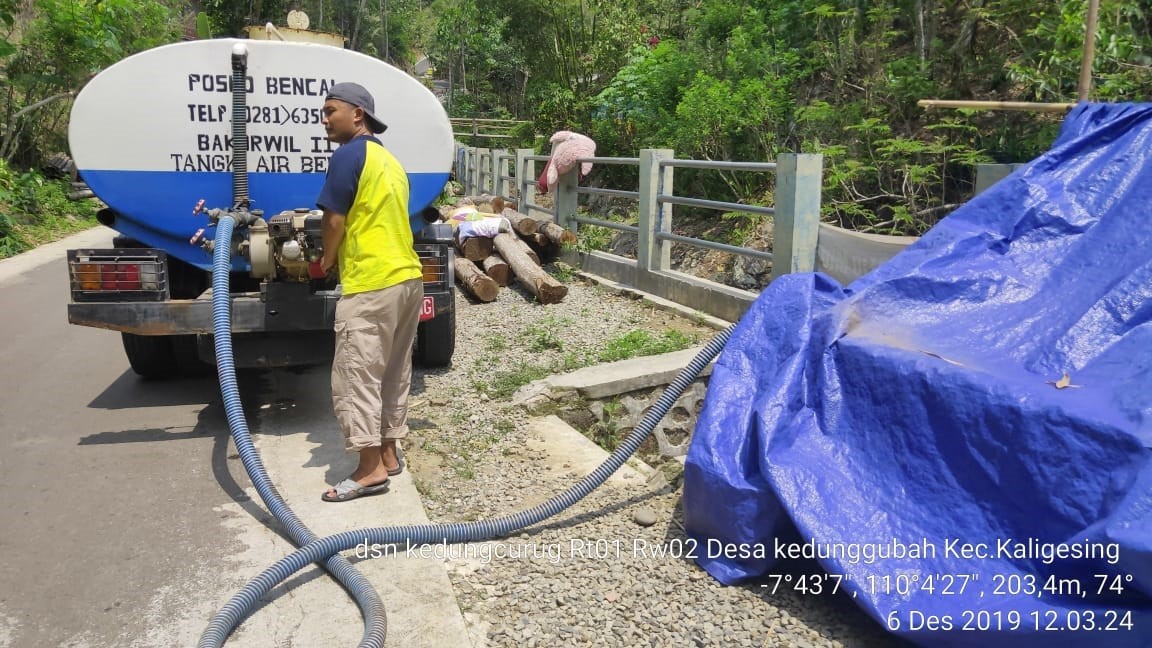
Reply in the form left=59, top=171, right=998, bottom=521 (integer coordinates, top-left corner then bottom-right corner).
left=512, top=345, right=717, bottom=406
left=571, top=268, right=734, bottom=332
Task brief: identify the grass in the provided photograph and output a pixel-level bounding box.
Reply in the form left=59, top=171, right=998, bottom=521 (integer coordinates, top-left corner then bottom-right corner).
left=548, top=262, right=576, bottom=283
left=575, top=224, right=614, bottom=253
left=1, top=162, right=98, bottom=259
left=471, top=327, right=697, bottom=401
left=474, top=361, right=554, bottom=399
left=597, top=329, right=697, bottom=363
left=588, top=398, right=627, bottom=450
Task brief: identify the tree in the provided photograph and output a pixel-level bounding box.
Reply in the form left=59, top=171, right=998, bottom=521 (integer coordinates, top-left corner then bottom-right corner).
left=1, top=0, right=184, bottom=165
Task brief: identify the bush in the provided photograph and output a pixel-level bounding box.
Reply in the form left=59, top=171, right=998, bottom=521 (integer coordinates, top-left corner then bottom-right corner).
left=0, top=159, right=97, bottom=258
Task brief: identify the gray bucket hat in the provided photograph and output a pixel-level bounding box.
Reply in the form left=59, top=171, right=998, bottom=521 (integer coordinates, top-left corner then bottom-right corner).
left=326, top=82, right=388, bottom=133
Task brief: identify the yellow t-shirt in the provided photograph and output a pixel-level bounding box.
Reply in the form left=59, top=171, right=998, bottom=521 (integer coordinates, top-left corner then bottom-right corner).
left=317, top=135, right=422, bottom=295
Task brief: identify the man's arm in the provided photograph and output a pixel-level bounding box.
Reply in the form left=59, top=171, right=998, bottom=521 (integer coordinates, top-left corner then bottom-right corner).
left=320, top=208, right=346, bottom=273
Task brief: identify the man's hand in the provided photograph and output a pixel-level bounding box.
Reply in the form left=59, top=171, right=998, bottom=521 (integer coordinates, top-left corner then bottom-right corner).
left=320, top=209, right=346, bottom=276
left=308, top=260, right=328, bottom=279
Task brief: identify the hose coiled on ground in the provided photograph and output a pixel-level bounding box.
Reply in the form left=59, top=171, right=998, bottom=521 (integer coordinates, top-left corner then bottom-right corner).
left=199, top=318, right=733, bottom=646
left=208, top=216, right=387, bottom=647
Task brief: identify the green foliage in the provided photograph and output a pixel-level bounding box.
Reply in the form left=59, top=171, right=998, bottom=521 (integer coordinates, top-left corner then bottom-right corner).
left=473, top=361, right=553, bottom=399
left=574, top=223, right=614, bottom=254
left=597, top=328, right=696, bottom=363
left=2, top=0, right=183, bottom=166
left=720, top=207, right=771, bottom=247
left=548, top=262, right=575, bottom=283
left=0, top=159, right=97, bottom=258
left=524, top=316, right=571, bottom=352
left=195, top=12, right=213, bottom=39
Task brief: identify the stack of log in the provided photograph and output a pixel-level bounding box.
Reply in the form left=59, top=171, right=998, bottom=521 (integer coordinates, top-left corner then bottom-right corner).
left=442, top=195, right=577, bottom=305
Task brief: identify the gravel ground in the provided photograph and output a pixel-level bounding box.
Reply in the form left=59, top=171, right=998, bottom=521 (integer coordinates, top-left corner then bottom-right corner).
left=405, top=269, right=901, bottom=648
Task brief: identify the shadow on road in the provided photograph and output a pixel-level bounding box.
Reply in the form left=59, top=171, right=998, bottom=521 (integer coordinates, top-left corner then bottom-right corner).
left=85, top=369, right=220, bottom=410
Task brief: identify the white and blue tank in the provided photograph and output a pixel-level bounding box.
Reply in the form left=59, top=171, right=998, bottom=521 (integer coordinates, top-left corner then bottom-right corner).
left=69, top=38, right=454, bottom=270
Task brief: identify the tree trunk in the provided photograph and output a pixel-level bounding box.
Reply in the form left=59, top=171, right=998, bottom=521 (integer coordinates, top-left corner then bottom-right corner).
left=493, top=233, right=568, bottom=304
left=529, top=233, right=561, bottom=263
left=455, top=233, right=494, bottom=261
left=481, top=253, right=510, bottom=286
left=454, top=258, right=499, bottom=302
left=459, top=195, right=505, bottom=213
left=538, top=220, right=577, bottom=246
left=509, top=233, right=539, bottom=265
left=503, top=208, right=538, bottom=235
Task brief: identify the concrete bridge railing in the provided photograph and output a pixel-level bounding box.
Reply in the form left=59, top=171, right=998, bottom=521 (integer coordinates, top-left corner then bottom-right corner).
left=456, top=145, right=1023, bottom=323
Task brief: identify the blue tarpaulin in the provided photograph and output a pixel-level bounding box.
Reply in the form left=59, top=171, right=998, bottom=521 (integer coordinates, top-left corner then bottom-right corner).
left=683, top=103, right=1152, bottom=646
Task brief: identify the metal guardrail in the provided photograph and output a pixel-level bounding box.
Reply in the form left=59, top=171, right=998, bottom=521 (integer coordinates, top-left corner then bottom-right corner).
left=454, top=144, right=823, bottom=322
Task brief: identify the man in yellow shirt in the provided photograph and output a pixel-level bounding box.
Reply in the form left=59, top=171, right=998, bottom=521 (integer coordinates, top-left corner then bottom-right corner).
left=316, top=82, right=423, bottom=502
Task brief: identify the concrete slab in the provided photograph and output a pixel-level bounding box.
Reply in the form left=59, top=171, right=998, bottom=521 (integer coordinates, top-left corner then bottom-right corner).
left=534, top=345, right=716, bottom=400
left=572, top=268, right=733, bottom=331
left=524, top=414, right=653, bottom=487
left=212, top=369, right=472, bottom=648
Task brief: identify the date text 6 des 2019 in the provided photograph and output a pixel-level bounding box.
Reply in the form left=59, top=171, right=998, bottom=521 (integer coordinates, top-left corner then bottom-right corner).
left=886, top=609, right=1134, bottom=633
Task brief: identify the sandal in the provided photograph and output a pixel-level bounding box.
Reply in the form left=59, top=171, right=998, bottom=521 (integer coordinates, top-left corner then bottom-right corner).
left=387, top=446, right=405, bottom=477
left=321, top=477, right=390, bottom=502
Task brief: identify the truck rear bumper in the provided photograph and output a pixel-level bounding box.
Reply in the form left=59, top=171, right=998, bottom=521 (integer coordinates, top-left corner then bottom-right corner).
left=68, top=285, right=453, bottom=335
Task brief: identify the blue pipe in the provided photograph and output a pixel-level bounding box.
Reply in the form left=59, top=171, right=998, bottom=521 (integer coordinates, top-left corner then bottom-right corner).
left=199, top=317, right=732, bottom=646
left=209, top=216, right=387, bottom=647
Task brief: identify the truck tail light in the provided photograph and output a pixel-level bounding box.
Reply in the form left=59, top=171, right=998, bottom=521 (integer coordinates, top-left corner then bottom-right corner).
left=420, top=255, right=443, bottom=283
left=415, top=244, right=453, bottom=289
left=68, top=249, right=169, bottom=302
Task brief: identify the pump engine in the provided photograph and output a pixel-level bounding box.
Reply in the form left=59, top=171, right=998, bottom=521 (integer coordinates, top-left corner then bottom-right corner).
left=246, top=208, right=326, bottom=281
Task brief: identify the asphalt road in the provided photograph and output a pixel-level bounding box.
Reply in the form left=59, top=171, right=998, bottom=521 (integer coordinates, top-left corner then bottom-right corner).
left=0, top=228, right=469, bottom=648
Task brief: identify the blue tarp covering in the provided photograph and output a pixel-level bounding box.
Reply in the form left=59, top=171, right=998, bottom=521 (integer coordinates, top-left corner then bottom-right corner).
left=683, top=103, right=1152, bottom=646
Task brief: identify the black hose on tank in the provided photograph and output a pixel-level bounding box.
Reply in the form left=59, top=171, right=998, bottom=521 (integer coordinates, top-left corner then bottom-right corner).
left=230, top=43, right=249, bottom=209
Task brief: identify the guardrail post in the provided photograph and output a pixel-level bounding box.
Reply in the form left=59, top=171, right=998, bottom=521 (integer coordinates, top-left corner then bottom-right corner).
left=494, top=150, right=507, bottom=198
left=637, top=148, right=674, bottom=274
left=771, top=153, right=823, bottom=280
left=554, top=164, right=578, bottom=229
left=464, top=147, right=476, bottom=195
left=973, top=162, right=1027, bottom=196
left=477, top=148, right=491, bottom=195
left=515, top=148, right=535, bottom=214
left=490, top=150, right=500, bottom=196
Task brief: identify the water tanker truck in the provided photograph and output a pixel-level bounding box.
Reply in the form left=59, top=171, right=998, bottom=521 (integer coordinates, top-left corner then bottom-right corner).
left=63, top=36, right=457, bottom=378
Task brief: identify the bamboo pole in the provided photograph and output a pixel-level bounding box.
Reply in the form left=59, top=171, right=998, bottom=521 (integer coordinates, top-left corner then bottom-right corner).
left=1078, top=0, right=1101, bottom=101
left=917, top=100, right=1074, bottom=113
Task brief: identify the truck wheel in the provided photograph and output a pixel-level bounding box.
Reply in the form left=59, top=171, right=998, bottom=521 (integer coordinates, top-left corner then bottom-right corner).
left=121, top=333, right=177, bottom=379
left=414, top=306, right=455, bottom=368
left=172, top=335, right=214, bottom=377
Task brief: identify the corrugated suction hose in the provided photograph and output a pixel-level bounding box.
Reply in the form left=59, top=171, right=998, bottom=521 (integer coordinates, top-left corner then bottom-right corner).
left=206, top=215, right=387, bottom=647
left=199, top=224, right=732, bottom=645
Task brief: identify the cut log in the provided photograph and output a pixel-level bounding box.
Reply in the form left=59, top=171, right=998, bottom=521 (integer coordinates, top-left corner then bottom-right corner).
left=454, top=258, right=499, bottom=302
left=458, top=195, right=504, bottom=214
left=538, top=220, right=577, bottom=246
left=525, top=233, right=558, bottom=261
left=455, top=233, right=494, bottom=262
left=481, top=253, right=510, bottom=286
left=511, top=234, right=539, bottom=265
left=502, top=208, right=538, bottom=236
left=493, top=233, right=568, bottom=304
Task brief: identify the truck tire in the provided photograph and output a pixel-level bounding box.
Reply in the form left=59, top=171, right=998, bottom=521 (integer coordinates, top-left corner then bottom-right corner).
left=415, top=306, right=455, bottom=368
left=121, top=333, right=178, bottom=379
left=172, top=335, right=214, bottom=377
